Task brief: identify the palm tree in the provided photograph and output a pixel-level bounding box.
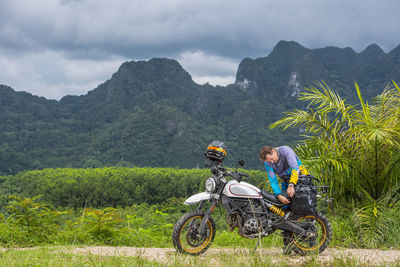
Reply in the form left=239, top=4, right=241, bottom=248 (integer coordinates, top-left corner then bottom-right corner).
left=271, top=81, right=400, bottom=246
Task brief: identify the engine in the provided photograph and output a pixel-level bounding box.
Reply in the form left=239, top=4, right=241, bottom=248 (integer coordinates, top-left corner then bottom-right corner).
left=244, top=217, right=259, bottom=233
left=226, top=199, right=270, bottom=236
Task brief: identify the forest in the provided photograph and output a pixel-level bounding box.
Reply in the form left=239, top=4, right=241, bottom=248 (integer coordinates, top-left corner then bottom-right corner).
left=2, top=41, right=400, bottom=175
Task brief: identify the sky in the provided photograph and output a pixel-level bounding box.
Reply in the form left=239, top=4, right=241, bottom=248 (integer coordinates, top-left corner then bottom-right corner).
left=1, top=0, right=400, bottom=100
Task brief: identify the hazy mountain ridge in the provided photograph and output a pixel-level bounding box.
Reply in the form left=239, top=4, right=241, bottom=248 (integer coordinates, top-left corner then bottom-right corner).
left=236, top=41, right=400, bottom=103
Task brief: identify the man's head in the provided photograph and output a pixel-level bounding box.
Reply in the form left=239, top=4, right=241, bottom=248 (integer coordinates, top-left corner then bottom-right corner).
left=259, top=145, right=279, bottom=163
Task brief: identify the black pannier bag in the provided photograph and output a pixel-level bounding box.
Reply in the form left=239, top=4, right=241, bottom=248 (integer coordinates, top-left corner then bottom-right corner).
left=291, top=175, right=318, bottom=215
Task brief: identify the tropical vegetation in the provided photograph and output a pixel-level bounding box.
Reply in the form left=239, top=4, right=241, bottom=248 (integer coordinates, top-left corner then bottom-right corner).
left=1, top=40, right=400, bottom=258
left=0, top=163, right=400, bottom=250
left=0, top=193, right=399, bottom=250
left=271, top=81, right=400, bottom=246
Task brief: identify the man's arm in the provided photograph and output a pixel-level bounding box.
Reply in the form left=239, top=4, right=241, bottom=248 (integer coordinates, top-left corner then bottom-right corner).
left=265, top=163, right=290, bottom=204
left=281, top=146, right=301, bottom=198
left=265, top=164, right=282, bottom=196
left=284, top=147, right=300, bottom=186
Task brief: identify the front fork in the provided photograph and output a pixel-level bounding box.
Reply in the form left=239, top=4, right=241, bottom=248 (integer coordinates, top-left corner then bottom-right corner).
left=197, top=182, right=225, bottom=237
left=198, top=198, right=217, bottom=237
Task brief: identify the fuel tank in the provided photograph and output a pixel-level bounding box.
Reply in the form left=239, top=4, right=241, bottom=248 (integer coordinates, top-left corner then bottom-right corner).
left=222, top=180, right=262, bottom=198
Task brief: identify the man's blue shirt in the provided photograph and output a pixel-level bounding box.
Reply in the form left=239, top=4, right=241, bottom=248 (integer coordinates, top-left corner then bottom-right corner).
left=264, top=146, right=301, bottom=196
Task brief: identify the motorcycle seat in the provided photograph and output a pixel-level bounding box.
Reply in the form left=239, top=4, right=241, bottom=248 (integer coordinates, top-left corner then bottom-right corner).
left=261, top=189, right=287, bottom=206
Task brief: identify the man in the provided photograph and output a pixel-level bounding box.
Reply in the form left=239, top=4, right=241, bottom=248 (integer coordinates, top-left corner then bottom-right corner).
left=259, top=145, right=308, bottom=204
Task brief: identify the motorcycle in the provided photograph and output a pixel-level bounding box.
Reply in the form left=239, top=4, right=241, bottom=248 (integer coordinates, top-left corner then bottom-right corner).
left=172, top=142, right=332, bottom=256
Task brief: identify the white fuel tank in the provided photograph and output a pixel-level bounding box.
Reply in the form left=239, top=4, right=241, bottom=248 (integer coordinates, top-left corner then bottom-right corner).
left=222, top=180, right=262, bottom=198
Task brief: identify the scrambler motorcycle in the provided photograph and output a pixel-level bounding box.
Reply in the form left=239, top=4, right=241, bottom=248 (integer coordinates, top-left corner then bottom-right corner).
left=172, top=142, right=332, bottom=256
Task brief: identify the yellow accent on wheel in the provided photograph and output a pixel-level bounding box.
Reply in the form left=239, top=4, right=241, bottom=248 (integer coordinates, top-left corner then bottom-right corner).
left=179, top=215, right=214, bottom=254
left=293, top=215, right=327, bottom=251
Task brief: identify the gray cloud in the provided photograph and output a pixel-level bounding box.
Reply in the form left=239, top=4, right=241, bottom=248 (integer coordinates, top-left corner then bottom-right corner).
left=1, top=0, right=400, bottom=99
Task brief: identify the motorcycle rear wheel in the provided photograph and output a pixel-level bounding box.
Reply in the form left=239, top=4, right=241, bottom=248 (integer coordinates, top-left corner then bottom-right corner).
left=284, top=211, right=332, bottom=255
left=172, top=209, right=216, bottom=256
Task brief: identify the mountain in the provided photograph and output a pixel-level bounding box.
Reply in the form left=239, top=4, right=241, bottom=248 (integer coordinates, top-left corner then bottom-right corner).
left=236, top=41, right=397, bottom=104
left=1, top=41, right=400, bottom=174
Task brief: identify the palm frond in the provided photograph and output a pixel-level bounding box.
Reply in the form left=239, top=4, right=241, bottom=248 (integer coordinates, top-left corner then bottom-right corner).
left=270, top=108, right=335, bottom=136
left=355, top=82, right=372, bottom=123
left=301, top=82, right=357, bottom=126
left=271, top=81, right=400, bottom=203
left=353, top=199, right=392, bottom=248
left=271, top=81, right=400, bottom=247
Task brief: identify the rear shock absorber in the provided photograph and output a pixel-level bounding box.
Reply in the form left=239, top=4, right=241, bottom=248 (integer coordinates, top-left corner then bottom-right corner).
left=268, top=204, right=285, bottom=217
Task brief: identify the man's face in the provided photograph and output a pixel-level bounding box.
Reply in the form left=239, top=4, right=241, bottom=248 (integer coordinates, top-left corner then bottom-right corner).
left=265, top=150, right=279, bottom=163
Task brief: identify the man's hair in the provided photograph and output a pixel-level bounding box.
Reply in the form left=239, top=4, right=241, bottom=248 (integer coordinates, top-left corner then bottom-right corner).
left=259, top=145, right=274, bottom=161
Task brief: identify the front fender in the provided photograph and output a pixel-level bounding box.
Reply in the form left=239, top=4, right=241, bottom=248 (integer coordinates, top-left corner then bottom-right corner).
left=184, top=192, right=211, bottom=205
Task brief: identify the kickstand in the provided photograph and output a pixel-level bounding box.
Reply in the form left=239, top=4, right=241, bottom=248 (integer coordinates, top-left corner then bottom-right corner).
left=253, top=232, right=261, bottom=254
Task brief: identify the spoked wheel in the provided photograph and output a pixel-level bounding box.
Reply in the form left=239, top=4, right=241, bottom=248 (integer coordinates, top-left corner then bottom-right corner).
left=172, top=210, right=216, bottom=256
left=284, top=211, right=332, bottom=255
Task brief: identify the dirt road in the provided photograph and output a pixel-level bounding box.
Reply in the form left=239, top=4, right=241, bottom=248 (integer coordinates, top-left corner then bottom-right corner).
left=72, top=246, right=400, bottom=266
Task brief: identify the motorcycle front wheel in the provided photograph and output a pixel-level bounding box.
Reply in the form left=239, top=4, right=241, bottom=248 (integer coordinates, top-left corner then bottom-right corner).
left=284, top=211, right=332, bottom=255
left=172, top=209, right=216, bottom=256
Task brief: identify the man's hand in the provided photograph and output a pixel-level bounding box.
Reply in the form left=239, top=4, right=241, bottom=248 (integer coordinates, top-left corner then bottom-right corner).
left=277, top=194, right=290, bottom=204
left=287, top=184, right=295, bottom=198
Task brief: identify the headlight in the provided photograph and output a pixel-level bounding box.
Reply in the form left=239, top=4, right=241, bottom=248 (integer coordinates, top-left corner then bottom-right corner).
left=205, top=177, right=216, bottom=193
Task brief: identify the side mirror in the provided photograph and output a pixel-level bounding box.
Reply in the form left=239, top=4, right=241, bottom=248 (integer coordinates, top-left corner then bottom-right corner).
left=238, top=159, right=244, bottom=167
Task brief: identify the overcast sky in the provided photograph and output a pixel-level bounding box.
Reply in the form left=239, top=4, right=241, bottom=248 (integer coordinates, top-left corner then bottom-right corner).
left=1, top=0, right=399, bottom=100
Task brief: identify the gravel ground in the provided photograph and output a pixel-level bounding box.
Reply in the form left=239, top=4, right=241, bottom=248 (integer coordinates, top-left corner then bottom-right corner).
left=72, top=246, right=400, bottom=265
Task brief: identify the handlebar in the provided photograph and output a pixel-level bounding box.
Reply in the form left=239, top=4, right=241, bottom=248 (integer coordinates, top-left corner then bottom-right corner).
left=210, top=165, right=226, bottom=174
left=224, top=171, right=250, bottom=182
left=207, top=161, right=249, bottom=182
left=239, top=172, right=250, bottom=178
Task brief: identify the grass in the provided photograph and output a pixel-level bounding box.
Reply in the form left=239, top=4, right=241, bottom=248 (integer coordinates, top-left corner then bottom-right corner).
left=1, top=246, right=400, bottom=267
left=0, top=247, right=160, bottom=267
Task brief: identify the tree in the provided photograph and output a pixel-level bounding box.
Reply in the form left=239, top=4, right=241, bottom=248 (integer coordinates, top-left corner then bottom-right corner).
left=271, top=81, right=400, bottom=246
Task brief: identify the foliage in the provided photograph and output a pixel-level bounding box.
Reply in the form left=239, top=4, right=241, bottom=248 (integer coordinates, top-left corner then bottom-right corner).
left=0, top=195, right=399, bottom=249
left=2, top=42, right=400, bottom=175
left=0, top=165, right=399, bottom=249
left=77, top=207, right=122, bottom=243
left=352, top=201, right=392, bottom=248
left=0, top=246, right=393, bottom=267
left=5, top=195, right=66, bottom=245
left=272, top=82, right=400, bottom=201
left=0, top=167, right=266, bottom=209
left=2, top=245, right=399, bottom=266
left=0, top=247, right=163, bottom=267
left=271, top=81, right=400, bottom=246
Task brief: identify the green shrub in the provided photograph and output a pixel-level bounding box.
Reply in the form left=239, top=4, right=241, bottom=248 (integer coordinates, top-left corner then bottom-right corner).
left=0, top=167, right=266, bottom=209
left=3, top=196, right=66, bottom=246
